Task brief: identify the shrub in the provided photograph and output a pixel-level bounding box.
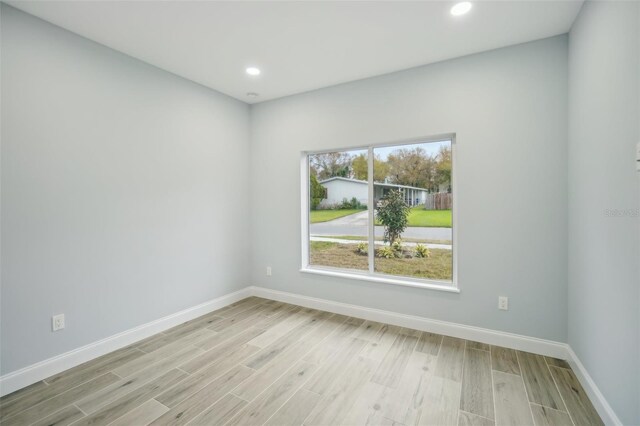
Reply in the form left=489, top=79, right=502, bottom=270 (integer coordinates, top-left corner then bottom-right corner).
left=310, top=175, right=326, bottom=210
left=339, top=197, right=365, bottom=210
left=391, top=240, right=403, bottom=253
left=377, top=189, right=410, bottom=245
left=377, top=246, right=395, bottom=259
left=415, top=243, right=430, bottom=258
left=355, top=242, right=367, bottom=255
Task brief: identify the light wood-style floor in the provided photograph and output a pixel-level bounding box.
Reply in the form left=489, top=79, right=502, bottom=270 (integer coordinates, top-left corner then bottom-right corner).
left=0, top=297, right=603, bottom=426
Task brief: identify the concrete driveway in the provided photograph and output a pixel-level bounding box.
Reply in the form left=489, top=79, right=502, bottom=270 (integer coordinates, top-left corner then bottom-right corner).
left=310, top=210, right=452, bottom=241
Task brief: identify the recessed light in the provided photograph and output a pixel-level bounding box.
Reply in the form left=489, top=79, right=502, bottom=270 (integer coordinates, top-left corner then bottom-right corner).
left=246, top=67, right=261, bottom=76
left=246, top=92, right=259, bottom=98
left=451, top=2, right=472, bottom=16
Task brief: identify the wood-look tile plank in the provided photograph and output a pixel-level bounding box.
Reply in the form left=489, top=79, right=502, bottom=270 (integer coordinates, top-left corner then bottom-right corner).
left=340, top=381, right=389, bottom=426
left=304, top=337, right=367, bottom=395
left=0, top=380, right=48, bottom=408
left=359, top=323, right=403, bottom=361
left=549, top=365, right=603, bottom=425
left=72, top=369, right=187, bottom=426
left=353, top=320, right=385, bottom=341
left=245, top=307, right=307, bottom=348
left=235, top=341, right=313, bottom=401
left=371, top=332, right=419, bottom=389
left=150, top=365, right=254, bottom=426
left=109, top=399, right=169, bottom=426
left=144, top=314, right=224, bottom=350
left=180, top=327, right=266, bottom=374
left=305, top=355, right=378, bottom=426
left=467, top=341, right=490, bottom=351
left=155, top=344, right=259, bottom=408
left=41, top=347, right=143, bottom=395
left=215, top=297, right=265, bottom=318
left=188, top=393, right=248, bottom=426
left=490, top=346, right=520, bottom=375
left=415, top=332, right=443, bottom=356
left=417, top=377, right=462, bottom=426
left=530, top=403, right=573, bottom=426
left=208, top=302, right=272, bottom=332
left=227, top=361, right=317, bottom=426
left=435, top=336, right=466, bottom=381
left=461, top=348, right=494, bottom=420
left=76, top=344, right=203, bottom=414
left=545, top=357, right=571, bottom=369
left=113, top=331, right=208, bottom=378
left=458, top=410, right=495, bottom=426
left=244, top=310, right=331, bottom=370
left=135, top=326, right=216, bottom=354
left=380, top=350, right=437, bottom=425
left=264, top=389, right=321, bottom=426
left=1, top=373, right=119, bottom=425
left=492, top=371, right=534, bottom=426
left=30, top=405, right=85, bottom=426
left=517, top=351, right=566, bottom=411
left=303, top=316, right=364, bottom=364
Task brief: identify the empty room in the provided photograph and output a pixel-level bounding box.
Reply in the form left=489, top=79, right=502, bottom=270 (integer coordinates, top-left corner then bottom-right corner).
left=0, top=1, right=638, bottom=425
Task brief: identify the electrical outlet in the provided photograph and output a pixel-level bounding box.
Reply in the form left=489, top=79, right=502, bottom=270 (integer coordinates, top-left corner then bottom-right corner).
left=498, top=296, right=509, bottom=311
left=266, top=266, right=272, bottom=276
left=52, top=314, right=65, bottom=331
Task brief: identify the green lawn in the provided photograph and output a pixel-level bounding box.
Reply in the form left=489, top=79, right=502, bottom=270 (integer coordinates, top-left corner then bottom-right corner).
left=310, top=209, right=364, bottom=223
left=407, top=208, right=452, bottom=228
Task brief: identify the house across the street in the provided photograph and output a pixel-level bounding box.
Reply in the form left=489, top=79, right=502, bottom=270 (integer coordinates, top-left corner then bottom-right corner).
left=318, top=177, right=430, bottom=207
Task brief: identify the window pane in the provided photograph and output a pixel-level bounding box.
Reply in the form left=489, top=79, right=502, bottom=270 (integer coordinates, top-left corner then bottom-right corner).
left=373, top=140, right=453, bottom=282
left=308, top=149, right=369, bottom=272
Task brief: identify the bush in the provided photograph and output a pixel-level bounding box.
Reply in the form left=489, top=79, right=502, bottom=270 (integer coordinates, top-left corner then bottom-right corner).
left=377, top=190, right=410, bottom=245
left=355, top=242, right=367, bottom=255
left=377, top=246, right=396, bottom=259
left=415, top=244, right=430, bottom=258
left=339, top=197, right=365, bottom=210
left=310, top=175, right=326, bottom=210
left=391, top=240, right=403, bottom=253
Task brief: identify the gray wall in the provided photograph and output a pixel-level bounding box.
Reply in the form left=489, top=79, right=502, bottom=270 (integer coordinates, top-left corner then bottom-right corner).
left=567, top=2, right=640, bottom=424
left=250, top=36, right=569, bottom=342
left=0, top=5, right=251, bottom=374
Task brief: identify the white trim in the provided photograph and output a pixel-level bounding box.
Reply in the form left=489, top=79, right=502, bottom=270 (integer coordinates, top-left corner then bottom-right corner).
left=300, top=267, right=459, bottom=293
left=302, top=134, right=458, bottom=289
left=565, top=346, right=622, bottom=426
left=0, top=283, right=622, bottom=426
left=0, top=287, right=251, bottom=397
left=250, top=286, right=620, bottom=425
left=249, top=286, right=564, bottom=357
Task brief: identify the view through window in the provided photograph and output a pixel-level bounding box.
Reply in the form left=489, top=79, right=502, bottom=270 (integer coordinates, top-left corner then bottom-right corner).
left=306, top=138, right=454, bottom=284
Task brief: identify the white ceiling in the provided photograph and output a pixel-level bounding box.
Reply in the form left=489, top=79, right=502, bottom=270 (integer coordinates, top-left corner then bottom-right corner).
left=8, top=1, right=583, bottom=104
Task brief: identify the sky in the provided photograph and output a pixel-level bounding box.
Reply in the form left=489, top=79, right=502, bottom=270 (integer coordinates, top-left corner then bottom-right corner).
left=341, top=139, right=450, bottom=161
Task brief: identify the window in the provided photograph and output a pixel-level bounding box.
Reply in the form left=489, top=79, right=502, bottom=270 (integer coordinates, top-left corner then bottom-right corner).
left=301, top=136, right=456, bottom=291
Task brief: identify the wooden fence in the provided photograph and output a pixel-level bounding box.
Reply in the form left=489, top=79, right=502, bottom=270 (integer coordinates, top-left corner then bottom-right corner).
left=423, top=193, right=452, bottom=210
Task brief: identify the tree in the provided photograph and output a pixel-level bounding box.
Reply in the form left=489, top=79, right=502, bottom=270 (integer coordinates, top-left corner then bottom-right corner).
left=386, top=147, right=435, bottom=190
left=376, top=189, right=410, bottom=245
left=352, top=154, right=390, bottom=182
left=309, top=174, right=326, bottom=210
left=434, top=145, right=452, bottom=191
left=309, top=152, right=352, bottom=180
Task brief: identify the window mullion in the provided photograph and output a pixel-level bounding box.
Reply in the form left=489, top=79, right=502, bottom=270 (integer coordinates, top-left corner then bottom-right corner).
left=367, top=147, right=375, bottom=274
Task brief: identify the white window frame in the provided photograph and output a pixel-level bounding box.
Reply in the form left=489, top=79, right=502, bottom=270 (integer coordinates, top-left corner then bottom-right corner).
left=300, top=134, right=459, bottom=293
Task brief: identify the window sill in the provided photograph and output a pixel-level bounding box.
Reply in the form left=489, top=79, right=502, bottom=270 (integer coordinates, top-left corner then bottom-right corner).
left=299, top=267, right=460, bottom=293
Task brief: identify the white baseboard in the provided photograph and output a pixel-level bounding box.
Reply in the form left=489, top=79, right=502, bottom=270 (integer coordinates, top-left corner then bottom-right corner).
left=249, top=286, right=568, bottom=358
left=249, top=286, right=621, bottom=425
left=0, top=287, right=251, bottom=397
left=1, top=283, right=621, bottom=426
left=566, top=346, right=622, bottom=426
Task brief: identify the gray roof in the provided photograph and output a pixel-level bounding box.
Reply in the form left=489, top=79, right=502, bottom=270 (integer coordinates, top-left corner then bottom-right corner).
left=318, top=176, right=428, bottom=192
